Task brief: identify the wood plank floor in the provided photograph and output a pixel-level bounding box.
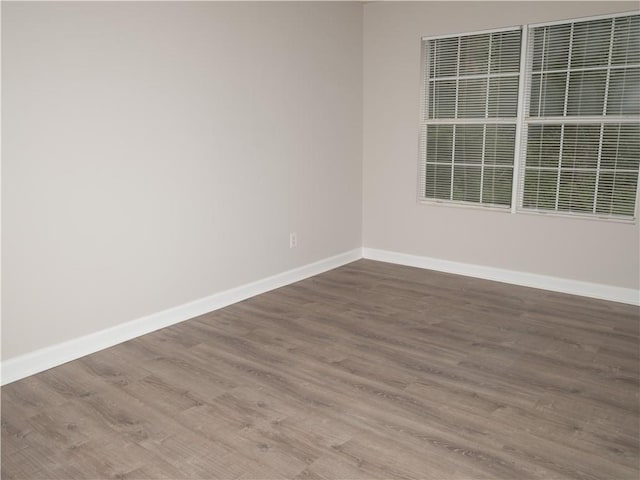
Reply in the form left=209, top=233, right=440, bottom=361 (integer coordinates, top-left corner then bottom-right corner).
left=2, top=259, right=639, bottom=479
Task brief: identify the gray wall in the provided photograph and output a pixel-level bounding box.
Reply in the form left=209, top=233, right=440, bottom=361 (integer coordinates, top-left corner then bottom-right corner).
left=3, top=1, right=638, bottom=363
left=362, top=1, right=639, bottom=289
left=2, top=1, right=363, bottom=360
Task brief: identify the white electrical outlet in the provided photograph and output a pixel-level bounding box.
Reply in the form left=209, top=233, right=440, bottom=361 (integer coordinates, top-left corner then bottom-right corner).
left=289, top=232, right=297, bottom=248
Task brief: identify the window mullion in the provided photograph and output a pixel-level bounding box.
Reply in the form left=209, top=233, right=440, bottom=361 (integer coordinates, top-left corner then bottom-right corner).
left=554, top=126, right=565, bottom=211
left=479, top=35, right=494, bottom=204
left=593, top=24, right=617, bottom=213
left=525, top=115, right=638, bottom=124
left=480, top=125, right=486, bottom=204
left=593, top=124, right=606, bottom=213
left=535, top=27, right=547, bottom=119
left=552, top=23, right=575, bottom=211
left=450, top=126, right=456, bottom=201
left=451, top=39, right=462, bottom=201
left=454, top=39, right=461, bottom=119
left=511, top=25, right=529, bottom=213
left=563, top=23, right=575, bottom=118
left=431, top=72, right=521, bottom=81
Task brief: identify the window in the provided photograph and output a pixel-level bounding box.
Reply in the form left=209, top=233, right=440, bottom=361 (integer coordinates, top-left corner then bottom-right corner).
left=419, top=29, right=522, bottom=207
left=521, top=15, right=640, bottom=218
left=419, top=12, right=640, bottom=220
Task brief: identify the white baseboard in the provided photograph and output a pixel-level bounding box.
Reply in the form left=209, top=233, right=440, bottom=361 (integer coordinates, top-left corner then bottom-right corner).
left=0, top=248, right=363, bottom=386
left=362, top=248, right=640, bottom=306
left=3, top=246, right=636, bottom=385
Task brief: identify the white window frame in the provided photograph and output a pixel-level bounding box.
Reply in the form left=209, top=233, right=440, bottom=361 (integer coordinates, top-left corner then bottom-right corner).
left=418, top=25, right=523, bottom=211
left=418, top=10, right=640, bottom=223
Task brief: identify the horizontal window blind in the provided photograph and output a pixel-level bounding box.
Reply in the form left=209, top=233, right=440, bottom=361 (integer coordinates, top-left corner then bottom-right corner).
left=419, top=29, right=522, bottom=207
left=520, top=14, right=640, bottom=218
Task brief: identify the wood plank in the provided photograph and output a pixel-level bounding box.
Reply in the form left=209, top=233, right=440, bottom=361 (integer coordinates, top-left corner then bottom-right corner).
left=2, top=259, right=638, bottom=479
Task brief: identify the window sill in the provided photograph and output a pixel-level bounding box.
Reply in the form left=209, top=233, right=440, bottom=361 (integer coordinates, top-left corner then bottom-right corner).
left=417, top=198, right=512, bottom=213
left=417, top=198, right=638, bottom=224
